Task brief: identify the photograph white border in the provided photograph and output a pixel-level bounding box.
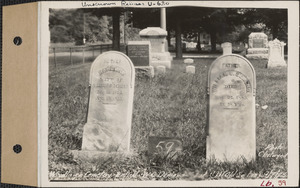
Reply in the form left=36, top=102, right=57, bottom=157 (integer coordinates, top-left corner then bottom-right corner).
left=39, top=1, right=299, bottom=187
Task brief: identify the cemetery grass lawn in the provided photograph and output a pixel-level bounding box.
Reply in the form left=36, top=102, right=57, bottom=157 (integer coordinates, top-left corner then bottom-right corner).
left=48, top=58, right=287, bottom=181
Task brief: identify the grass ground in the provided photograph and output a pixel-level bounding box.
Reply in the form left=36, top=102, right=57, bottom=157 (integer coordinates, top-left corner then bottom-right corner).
left=48, top=56, right=287, bottom=181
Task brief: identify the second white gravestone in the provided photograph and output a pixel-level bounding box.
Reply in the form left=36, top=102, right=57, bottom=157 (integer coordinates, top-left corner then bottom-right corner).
left=207, top=54, right=256, bottom=162
left=82, top=51, right=135, bottom=152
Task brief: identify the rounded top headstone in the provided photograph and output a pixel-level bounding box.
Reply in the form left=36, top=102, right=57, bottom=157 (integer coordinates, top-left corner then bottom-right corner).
left=221, top=42, right=232, bottom=48
left=139, top=27, right=167, bottom=37
left=89, top=51, right=135, bottom=86
left=184, top=58, right=194, bottom=64
left=208, top=54, right=256, bottom=95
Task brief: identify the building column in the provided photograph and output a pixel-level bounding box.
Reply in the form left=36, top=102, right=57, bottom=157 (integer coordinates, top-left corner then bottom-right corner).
left=160, top=8, right=166, bottom=30
left=175, top=19, right=182, bottom=58
left=161, top=8, right=168, bottom=51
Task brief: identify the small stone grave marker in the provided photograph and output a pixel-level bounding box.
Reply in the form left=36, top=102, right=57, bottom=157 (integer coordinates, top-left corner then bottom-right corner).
left=186, top=65, right=195, bottom=74
left=207, top=54, right=256, bottom=162
left=184, top=58, right=194, bottom=64
left=127, top=41, right=151, bottom=67
left=221, top=42, right=232, bottom=55
left=148, top=136, right=183, bottom=159
left=81, top=51, right=135, bottom=152
left=156, top=65, right=166, bottom=75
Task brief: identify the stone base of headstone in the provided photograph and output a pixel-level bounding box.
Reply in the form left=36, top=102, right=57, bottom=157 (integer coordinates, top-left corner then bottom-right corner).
left=186, top=65, right=195, bottom=74
left=246, top=48, right=268, bottom=59
left=70, top=150, right=135, bottom=162
left=152, top=60, right=171, bottom=69
left=247, top=48, right=268, bottom=54
left=151, top=52, right=172, bottom=68
left=246, top=54, right=269, bottom=59
left=165, top=52, right=173, bottom=61
left=184, top=58, right=194, bottom=64
left=135, top=66, right=155, bottom=78
left=156, top=66, right=166, bottom=75
left=267, top=60, right=287, bottom=68
left=206, top=137, right=256, bottom=163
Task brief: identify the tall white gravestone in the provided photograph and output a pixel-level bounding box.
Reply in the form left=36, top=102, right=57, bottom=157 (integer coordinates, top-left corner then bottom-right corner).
left=267, top=38, right=286, bottom=68
left=207, top=54, right=256, bottom=162
left=81, top=51, right=135, bottom=152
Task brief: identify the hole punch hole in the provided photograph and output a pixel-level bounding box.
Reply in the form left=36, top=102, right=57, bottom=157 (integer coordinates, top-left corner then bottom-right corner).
left=13, top=36, right=22, bottom=46
left=13, top=144, right=22, bottom=154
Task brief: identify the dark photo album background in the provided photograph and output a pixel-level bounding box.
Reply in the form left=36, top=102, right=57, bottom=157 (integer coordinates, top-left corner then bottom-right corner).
left=48, top=5, right=288, bottom=181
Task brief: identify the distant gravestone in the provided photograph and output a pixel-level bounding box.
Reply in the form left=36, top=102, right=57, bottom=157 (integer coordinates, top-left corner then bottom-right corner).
left=207, top=54, right=256, bottom=162
left=221, top=42, right=232, bottom=55
left=139, top=27, right=172, bottom=68
left=249, top=33, right=268, bottom=48
left=127, top=41, right=154, bottom=77
left=267, top=39, right=286, bottom=68
left=184, top=58, right=194, bottom=64
left=246, top=32, right=268, bottom=59
left=186, top=65, right=195, bottom=74
left=156, top=66, right=166, bottom=75
left=81, top=51, right=135, bottom=152
left=127, top=41, right=151, bottom=67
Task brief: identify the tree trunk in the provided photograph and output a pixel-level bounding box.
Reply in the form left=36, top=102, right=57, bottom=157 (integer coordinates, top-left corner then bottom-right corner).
left=272, top=25, right=279, bottom=39
left=210, top=30, right=217, bottom=52
left=167, top=30, right=171, bottom=47
left=197, top=31, right=201, bottom=52
left=112, top=11, right=120, bottom=51
left=175, top=19, right=182, bottom=58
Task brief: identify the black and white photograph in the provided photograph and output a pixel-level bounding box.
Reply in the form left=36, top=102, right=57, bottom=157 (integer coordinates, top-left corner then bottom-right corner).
left=38, top=1, right=298, bottom=186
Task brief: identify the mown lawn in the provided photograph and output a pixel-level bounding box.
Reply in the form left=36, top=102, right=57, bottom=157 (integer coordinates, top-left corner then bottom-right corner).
left=48, top=56, right=287, bottom=181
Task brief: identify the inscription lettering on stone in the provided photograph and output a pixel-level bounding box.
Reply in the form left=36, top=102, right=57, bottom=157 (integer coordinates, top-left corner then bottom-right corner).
left=207, top=54, right=256, bottom=162
left=253, top=38, right=264, bottom=48
left=127, top=41, right=151, bottom=66
left=82, top=51, right=135, bottom=152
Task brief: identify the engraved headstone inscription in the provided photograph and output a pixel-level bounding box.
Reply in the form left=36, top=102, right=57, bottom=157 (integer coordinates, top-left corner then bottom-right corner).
left=127, top=41, right=151, bottom=67
left=81, top=51, right=135, bottom=152
left=207, top=54, right=256, bottom=162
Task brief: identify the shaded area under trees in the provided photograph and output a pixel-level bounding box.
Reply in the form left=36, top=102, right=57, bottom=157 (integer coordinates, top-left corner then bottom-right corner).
left=50, top=7, right=287, bottom=56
